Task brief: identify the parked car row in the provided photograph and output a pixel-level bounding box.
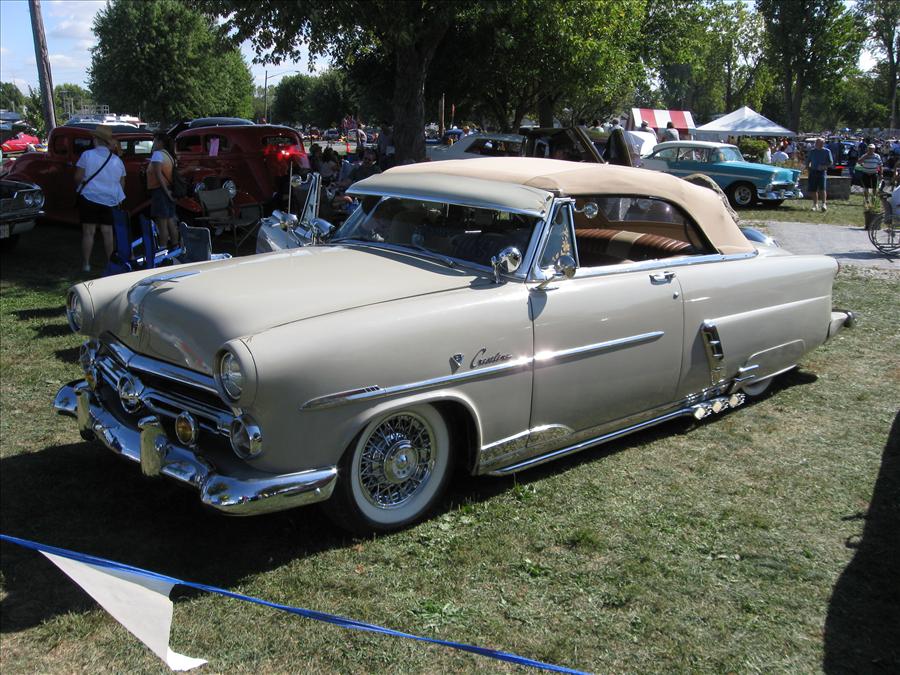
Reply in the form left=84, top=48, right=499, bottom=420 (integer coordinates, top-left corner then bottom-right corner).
left=55, top=157, right=852, bottom=533
left=1, top=121, right=305, bottom=225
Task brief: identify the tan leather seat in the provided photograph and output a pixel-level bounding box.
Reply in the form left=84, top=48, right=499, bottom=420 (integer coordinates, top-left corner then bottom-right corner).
left=576, top=228, right=696, bottom=264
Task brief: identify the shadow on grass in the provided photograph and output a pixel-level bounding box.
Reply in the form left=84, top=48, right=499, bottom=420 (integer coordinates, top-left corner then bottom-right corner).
left=53, top=346, right=80, bottom=365
left=0, top=369, right=818, bottom=633
left=13, top=306, right=66, bottom=320
left=0, top=441, right=352, bottom=633
left=0, top=221, right=93, bottom=290
left=823, top=410, right=900, bottom=672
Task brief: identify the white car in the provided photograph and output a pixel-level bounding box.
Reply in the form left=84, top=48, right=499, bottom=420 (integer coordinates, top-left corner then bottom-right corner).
left=57, top=158, right=852, bottom=533
left=426, top=132, right=526, bottom=161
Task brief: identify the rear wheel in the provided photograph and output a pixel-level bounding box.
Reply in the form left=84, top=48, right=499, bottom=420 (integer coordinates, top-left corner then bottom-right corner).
left=326, top=405, right=453, bottom=534
left=728, top=182, right=756, bottom=208
left=742, top=377, right=773, bottom=397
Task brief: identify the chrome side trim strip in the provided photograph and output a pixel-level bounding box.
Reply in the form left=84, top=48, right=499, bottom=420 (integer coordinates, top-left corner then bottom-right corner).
left=534, top=331, right=664, bottom=362
left=489, top=408, right=692, bottom=476
left=104, top=336, right=218, bottom=394
left=562, top=250, right=758, bottom=281
left=301, top=331, right=666, bottom=410
left=300, top=356, right=532, bottom=410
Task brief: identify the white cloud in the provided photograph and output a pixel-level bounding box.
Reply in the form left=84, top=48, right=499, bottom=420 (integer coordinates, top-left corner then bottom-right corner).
left=50, top=17, right=95, bottom=42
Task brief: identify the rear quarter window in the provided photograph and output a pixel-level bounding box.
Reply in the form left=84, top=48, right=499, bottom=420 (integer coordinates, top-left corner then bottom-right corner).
left=176, top=135, right=203, bottom=153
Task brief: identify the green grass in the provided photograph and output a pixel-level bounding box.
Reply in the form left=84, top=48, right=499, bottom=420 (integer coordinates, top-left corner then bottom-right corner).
left=741, top=193, right=869, bottom=227
left=2, top=224, right=899, bottom=673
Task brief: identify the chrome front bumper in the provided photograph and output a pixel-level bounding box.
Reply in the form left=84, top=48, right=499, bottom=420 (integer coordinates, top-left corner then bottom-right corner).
left=54, top=381, right=337, bottom=516
left=758, top=188, right=803, bottom=201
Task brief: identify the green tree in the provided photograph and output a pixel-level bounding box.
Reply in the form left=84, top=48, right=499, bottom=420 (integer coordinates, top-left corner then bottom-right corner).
left=271, top=74, right=314, bottom=125
left=195, top=0, right=471, bottom=162
left=757, top=0, right=862, bottom=132
left=423, top=0, right=643, bottom=132
left=89, top=0, right=253, bottom=125
left=855, top=0, right=900, bottom=130
left=0, top=82, right=25, bottom=112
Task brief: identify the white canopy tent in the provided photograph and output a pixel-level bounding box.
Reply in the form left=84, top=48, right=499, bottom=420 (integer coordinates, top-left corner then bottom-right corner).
left=694, top=106, right=795, bottom=141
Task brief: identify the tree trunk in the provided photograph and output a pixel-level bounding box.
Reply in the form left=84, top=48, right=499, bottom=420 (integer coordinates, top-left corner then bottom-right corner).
left=390, top=47, right=428, bottom=163
left=790, top=81, right=803, bottom=135
left=537, top=96, right=555, bottom=128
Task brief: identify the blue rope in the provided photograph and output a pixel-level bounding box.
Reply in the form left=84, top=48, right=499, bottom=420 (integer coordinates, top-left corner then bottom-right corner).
left=1, top=533, right=591, bottom=674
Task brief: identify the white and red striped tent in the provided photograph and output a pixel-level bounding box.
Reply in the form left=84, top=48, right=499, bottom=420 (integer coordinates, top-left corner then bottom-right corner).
left=629, top=108, right=696, bottom=133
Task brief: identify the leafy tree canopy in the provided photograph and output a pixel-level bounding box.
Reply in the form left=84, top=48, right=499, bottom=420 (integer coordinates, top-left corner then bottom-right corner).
left=0, top=82, right=25, bottom=112
left=90, top=0, right=253, bottom=125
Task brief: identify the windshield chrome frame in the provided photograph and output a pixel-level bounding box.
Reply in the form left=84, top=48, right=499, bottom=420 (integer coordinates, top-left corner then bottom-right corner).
left=329, top=194, right=550, bottom=281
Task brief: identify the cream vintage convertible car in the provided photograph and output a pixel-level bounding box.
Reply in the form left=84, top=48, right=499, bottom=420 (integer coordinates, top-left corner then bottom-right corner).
left=55, top=158, right=853, bottom=533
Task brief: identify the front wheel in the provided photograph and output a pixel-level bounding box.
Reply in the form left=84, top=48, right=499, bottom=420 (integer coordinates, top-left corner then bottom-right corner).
left=728, top=182, right=756, bottom=208
left=867, top=213, right=900, bottom=254
left=326, top=405, right=453, bottom=534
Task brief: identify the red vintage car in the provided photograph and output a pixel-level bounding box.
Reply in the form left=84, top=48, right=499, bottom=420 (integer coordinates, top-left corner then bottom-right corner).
left=3, top=124, right=154, bottom=224
left=174, top=124, right=307, bottom=216
left=1, top=129, right=42, bottom=154
left=3, top=122, right=306, bottom=225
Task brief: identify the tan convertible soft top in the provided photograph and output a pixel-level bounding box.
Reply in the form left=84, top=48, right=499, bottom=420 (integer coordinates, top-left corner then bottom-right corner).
left=379, top=158, right=754, bottom=254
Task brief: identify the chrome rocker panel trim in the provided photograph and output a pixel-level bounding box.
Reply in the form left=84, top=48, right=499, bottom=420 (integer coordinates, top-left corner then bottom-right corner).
left=54, top=381, right=337, bottom=516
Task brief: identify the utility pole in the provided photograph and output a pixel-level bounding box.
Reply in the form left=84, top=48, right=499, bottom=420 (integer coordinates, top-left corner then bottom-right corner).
left=28, top=0, right=56, bottom=131
left=264, top=69, right=269, bottom=123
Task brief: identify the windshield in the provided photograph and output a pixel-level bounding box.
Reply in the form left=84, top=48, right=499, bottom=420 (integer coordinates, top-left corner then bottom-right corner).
left=714, top=147, right=744, bottom=162
left=333, top=197, right=539, bottom=268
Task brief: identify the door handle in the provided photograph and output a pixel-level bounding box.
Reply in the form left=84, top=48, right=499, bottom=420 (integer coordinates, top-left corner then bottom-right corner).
left=649, top=271, right=675, bottom=284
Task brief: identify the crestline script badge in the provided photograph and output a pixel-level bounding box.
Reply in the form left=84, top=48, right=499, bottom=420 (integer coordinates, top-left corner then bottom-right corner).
left=470, top=348, right=512, bottom=369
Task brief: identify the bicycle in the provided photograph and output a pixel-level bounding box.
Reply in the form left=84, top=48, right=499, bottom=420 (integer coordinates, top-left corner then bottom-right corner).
left=867, top=176, right=900, bottom=255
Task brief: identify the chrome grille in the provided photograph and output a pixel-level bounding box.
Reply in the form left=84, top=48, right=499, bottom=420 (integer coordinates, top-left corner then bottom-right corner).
left=96, top=337, right=234, bottom=437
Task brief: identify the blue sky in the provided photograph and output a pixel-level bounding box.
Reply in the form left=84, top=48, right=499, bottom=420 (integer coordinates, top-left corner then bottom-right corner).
left=0, top=0, right=322, bottom=98
left=0, top=0, right=879, bottom=103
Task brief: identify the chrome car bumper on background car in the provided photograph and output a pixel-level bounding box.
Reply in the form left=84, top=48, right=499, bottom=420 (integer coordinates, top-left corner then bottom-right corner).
left=54, top=381, right=337, bottom=515
left=757, top=187, right=803, bottom=201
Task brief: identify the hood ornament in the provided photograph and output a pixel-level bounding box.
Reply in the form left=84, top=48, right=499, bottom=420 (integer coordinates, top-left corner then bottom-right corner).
left=130, top=311, right=142, bottom=337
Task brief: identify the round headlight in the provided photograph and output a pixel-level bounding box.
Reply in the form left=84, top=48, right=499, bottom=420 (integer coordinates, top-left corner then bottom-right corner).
left=230, top=415, right=263, bottom=459
left=33, top=190, right=44, bottom=209
left=66, top=291, right=83, bottom=333
left=223, top=179, right=237, bottom=198
left=23, top=192, right=35, bottom=207
left=218, top=351, right=244, bottom=401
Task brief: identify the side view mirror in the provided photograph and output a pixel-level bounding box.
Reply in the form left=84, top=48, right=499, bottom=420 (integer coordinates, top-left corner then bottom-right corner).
left=574, top=201, right=598, bottom=219
left=536, top=254, right=576, bottom=289
left=490, top=246, right=522, bottom=283
left=310, top=217, right=335, bottom=241
left=270, top=210, right=298, bottom=231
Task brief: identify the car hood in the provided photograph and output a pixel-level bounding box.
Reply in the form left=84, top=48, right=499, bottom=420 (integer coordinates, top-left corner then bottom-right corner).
left=722, top=161, right=800, bottom=181
left=109, top=245, right=480, bottom=374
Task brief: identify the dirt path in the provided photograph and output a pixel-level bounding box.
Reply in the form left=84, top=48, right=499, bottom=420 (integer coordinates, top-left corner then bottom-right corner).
left=745, top=220, right=898, bottom=272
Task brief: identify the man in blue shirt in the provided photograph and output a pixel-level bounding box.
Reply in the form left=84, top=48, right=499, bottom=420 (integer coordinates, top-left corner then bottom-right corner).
left=806, top=138, right=833, bottom=212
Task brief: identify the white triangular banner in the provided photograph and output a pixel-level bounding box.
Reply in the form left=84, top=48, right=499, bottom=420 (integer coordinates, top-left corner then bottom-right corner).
left=42, top=552, right=206, bottom=671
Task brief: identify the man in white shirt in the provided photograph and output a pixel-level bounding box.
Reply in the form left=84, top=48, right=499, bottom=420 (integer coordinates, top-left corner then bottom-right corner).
left=74, top=125, right=126, bottom=272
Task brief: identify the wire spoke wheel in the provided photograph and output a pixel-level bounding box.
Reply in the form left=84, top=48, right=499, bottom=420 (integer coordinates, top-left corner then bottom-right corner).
left=358, top=412, right=435, bottom=509
left=329, top=405, right=452, bottom=533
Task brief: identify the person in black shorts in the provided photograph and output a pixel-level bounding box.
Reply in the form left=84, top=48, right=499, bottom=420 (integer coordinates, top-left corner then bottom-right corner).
left=74, top=125, right=126, bottom=272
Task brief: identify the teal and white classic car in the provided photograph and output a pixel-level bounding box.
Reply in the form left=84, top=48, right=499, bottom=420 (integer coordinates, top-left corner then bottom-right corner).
left=641, top=141, right=802, bottom=208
